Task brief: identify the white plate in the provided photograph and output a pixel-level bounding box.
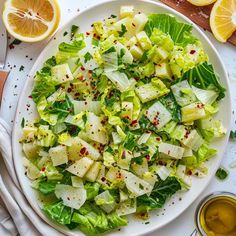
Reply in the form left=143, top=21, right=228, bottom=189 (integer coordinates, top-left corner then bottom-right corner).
left=12, top=0, right=232, bottom=235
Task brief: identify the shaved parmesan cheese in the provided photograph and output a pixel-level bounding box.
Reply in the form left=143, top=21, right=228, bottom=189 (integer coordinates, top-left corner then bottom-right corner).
left=121, top=170, right=153, bottom=197
left=66, top=157, right=94, bottom=177
left=55, top=184, right=86, bottom=210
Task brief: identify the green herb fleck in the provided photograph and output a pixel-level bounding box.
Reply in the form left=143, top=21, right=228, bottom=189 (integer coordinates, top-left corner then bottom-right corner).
left=71, top=25, right=79, bottom=39
left=84, top=52, right=93, bottom=63
left=82, top=113, right=87, bottom=124
left=9, top=39, right=22, bottom=47
left=118, top=24, right=127, bottom=37
left=131, top=156, right=143, bottom=165
left=106, top=146, right=115, bottom=155
left=230, top=130, right=236, bottom=139
left=140, top=51, right=148, bottom=63
left=63, top=31, right=68, bottom=36
left=19, top=65, right=25, bottom=71
left=215, top=167, right=229, bottom=180
left=104, top=46, right=116, bottom=54
left=21, top=118, right=25, bottom=128
left=45, top=56, right=57, bottom=67
left=123, top=132, right=136, bottom=151
left=120, top=48, right=126, bottom=58
left=110, top=14, right=117, bottom=18
left=145, top=222, right=150, bottom=225
left=67, top=125, right=81, bottom=137
left=92, top=38, right=99, bottom=46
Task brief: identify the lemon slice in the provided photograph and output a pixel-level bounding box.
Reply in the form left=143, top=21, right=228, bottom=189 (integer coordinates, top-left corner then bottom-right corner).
left=210, top=0, right=236, bottom=42
left=2, top=0, right=60, bottom=42
left=187, top=0, right=216, bottom=6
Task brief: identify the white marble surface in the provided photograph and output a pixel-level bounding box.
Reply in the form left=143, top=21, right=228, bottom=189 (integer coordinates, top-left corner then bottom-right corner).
left=1, top=0, right=236, bottom=235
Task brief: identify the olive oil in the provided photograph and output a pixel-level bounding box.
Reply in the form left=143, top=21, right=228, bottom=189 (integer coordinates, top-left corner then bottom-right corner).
left=198, top=195, right=236, bottom=236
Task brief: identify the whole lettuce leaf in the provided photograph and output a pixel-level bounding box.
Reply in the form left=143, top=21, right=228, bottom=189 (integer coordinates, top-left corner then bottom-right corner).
left=38, top=180, right=57, bottom=195
left=137, top=176, right=181, bottom=212
left=178, top=62, right=226, bottom=100
left=72, top=203, right=127, bottom=235
left=43, top=201, right=73, bottom=225
left=197, top=143, right=217, bottom=163
left=84, top=182, right=100, bottom=200
left=31, top=69, right=57, bottom=103
left=144, top=14, right=197, bottom=46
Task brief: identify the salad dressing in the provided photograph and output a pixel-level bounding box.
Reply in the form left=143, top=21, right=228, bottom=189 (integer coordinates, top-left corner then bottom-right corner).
left=199, top=196, right=236, bottom=236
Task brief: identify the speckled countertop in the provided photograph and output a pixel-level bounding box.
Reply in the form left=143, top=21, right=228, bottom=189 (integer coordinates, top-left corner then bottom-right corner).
left=1, top=0, right=236, bottom=235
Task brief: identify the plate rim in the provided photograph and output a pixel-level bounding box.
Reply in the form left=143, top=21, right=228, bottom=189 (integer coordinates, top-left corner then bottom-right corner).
left=12, top=0, right=232, bottom=235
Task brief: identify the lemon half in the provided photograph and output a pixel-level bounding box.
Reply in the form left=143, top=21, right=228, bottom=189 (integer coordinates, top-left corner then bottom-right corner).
left=2, top=0, right=60, bottom=42
left=210, top=0, right=236, bottom=42
left=187, top=0, right=217, bottom=6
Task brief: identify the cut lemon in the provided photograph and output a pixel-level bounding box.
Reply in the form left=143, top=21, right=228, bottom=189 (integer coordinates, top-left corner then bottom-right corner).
left=210, top=0, right=236, bottom=42
left=187, top=0, right=216, bottom=6
left=2, top=0, right=60, bottom=42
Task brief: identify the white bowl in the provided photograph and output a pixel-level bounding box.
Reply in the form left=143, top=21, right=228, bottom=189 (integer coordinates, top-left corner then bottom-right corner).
left=12, top=0, right=232, bottom=235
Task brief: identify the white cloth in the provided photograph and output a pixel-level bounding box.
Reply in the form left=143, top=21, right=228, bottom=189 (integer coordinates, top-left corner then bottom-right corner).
left=0, top=118, right=64, bottom=236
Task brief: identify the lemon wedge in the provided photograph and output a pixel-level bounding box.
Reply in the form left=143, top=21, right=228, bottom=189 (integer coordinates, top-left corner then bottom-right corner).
left=210, top=0, right=236, bottom=42
left=187, top=0, right=216, bottom=6
left=2, top=0, right=60, bottom=42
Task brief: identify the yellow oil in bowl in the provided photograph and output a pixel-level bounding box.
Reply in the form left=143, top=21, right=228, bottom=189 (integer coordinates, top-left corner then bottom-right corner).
left=196, top=192, right=236, bottom=236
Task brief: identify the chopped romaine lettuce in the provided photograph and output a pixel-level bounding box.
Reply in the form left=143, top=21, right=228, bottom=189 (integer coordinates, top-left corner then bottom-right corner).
left=20, top=7, right=226, bottom=235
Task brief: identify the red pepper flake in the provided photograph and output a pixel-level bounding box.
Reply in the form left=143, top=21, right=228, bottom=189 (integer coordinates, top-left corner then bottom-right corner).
left=184, top=129, right=191, bottom=139
left=196, top=103, right=204, bottom=109
left=122, top=151, right=126, bottom=159
left=88, top=70, right=92, bottom=74
left=67, top=197, right=70, bottom=201
left=79, top=76, right=84, bottom=81
left=86, top=32, right=90, bottom=36
left=152, top=118, right=159, bottom=126
left=101, top=119, right=106, bottom=125
left=85, top=151, right=89, bottom=155
left=81, top=66, right=85, bottom=71
left=28, top=95, right=32, bottom=99
left=187, top=170, right=192, bottom=175
left=9, top=44, right=15, bottom=49
left=67, top=87, right=72, bottom=93
left=116, top=172, right=122, bottom=179
left=156, top=137, right=161, bottom=141
left=131, top=120, right=138, bottom=126
left=132, top=23, right=136, bottom=27
left=41, top=167, right=46, bottom=172
left=158, top=160, right=165, bottom=166
left=190, top=50, right=196, bottom=55
left=145, top=155, right=150, bottom=161
left=101, top=177, right=106, bottom=182
left=124, top=115, right=130, bottom=120
left=80, top=147, right=87, bottom=155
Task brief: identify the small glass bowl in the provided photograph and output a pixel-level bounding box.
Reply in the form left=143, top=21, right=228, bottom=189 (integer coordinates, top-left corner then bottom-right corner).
left=194, top=191, right=236, bottom=236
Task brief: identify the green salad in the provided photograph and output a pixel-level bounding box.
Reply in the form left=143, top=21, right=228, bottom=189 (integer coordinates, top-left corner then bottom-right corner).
left=20, top=5, right=227, bottom=235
